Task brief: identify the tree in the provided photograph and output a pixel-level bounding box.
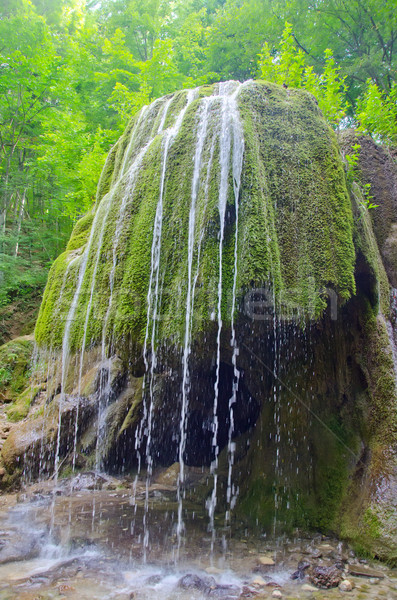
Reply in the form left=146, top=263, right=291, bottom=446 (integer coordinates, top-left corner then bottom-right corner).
left=258, top=23, right=348, bottom=128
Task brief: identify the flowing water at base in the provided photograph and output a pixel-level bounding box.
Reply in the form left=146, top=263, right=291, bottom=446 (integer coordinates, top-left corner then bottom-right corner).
left=0, top=474, right=396, bottom=600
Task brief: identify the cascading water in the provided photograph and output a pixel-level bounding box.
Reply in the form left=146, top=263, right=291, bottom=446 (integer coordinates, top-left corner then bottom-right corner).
left=55, top=190, right=114, bottom=482
left=206, top=82, right=244, bottom=548
left=134, top=89, right=198, bottom=558
left=94, top=96, right=175, bottom=475
left=177, top=96, right=214, bottom=547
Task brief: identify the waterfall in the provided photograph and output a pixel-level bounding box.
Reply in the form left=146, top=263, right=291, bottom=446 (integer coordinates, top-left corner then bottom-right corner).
left=56, top=95, right=171, bottom=480
left=129, top=89, right=198, bottom=559
left=207, top=82, right=243, bottom=544
left=54, top=189, right=115, bottom=481
left=21, top=78, right=394, bottom=567
left=176, top=96, right=215, bottom=547
left=226, top=92, right=245, bottom=522
left=93, top=96, right=175, bottom=474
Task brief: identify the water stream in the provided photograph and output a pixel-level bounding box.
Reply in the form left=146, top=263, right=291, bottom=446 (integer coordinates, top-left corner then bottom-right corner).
left=0, top=476, right=395, bottom=600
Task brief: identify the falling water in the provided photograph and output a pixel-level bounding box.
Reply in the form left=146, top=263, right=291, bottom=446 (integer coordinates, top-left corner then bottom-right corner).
left=54, top=188, right=116, bottom=482
left=119, top=105, right=148, bottom=178
left=129, top=89, right=198, bottom=559
left=206, top=82, right=243, bottom=546
left=131, top=96, right=177, bottom=488
left=72, top=107, right=149, bottom=473
left=176, top=96, right=215, bottom=548
left=92, top=98, right=175, bottom=475
left=225, top=97, right=244, bottom=523
left=36, top=257, right=77, bottom=479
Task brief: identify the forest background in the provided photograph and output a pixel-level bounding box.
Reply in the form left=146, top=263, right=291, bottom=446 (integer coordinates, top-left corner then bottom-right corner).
left=0, top=0, right=396, bottom=342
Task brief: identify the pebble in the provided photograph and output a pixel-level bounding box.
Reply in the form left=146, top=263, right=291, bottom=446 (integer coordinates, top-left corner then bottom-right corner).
left=301, top=584, right=318, bottom=592
left=258, top=556, right=275, bottom=566
left=271, top=590, right=282, bottom=599
left=252, top=576, right=266, bottom=587
left=369, top=578, right=379, bottom=585
left=339, top=579, right=353, bottom=592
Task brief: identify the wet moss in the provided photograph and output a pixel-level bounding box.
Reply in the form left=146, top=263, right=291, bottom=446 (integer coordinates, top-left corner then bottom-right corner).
left=6, top=384, right=42, bottom=422
left=0, top=336, right=34, bottom=402
left=35, top=81, right=356, bottom=352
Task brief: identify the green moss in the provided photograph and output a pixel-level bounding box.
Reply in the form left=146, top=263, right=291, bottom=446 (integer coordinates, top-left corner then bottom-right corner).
left=362, top=507, right=382, bottom=539
left=0, top=336, right=34, bottom=402
left=7, top=384, right=42, bottom=422
left=35, top=81, right=356, bottom=351
left=351, top=182, right=390, bottom=316
left=118, top=381, right=143, bottom=435
left=66, top=212, right=94, bottom=252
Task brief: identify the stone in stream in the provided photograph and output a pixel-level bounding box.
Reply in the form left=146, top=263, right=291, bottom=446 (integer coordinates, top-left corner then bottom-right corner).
left=347, top=564, right=385, bottom=578
left=177, top=573, right=240, bottom=598
left=291, top=559, right=311, bottom=580
left=240, top=585, right=259, bottom=598
left=208, top=584, right=240, bottom=598
left=257, top=555, right=275, bottom=566
left=339, top=579, right=354, bottom=592
left=0, top=529, right=44, bottom=564
left=301, top=583, right=318, bottom=592
left=252, top=576, right=266, bottom=587
left=177, top=573, right=216, bottom=592
left=309, top=564, right=342, bottom=588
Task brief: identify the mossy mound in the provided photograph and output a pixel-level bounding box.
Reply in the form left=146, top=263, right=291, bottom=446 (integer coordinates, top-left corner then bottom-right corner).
left=35, top=81, right=355, bottom=352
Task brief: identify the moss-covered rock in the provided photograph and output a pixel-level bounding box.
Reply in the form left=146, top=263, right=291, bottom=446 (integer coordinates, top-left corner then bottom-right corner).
left=35, top=81, right=356, bottom=352
left=6, top=384, right=43, bottom=422
left=0, top=336, right=34, bottom=403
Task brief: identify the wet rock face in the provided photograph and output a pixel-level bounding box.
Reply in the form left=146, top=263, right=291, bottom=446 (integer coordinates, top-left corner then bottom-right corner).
left=341, top=132, right=397, bottom=286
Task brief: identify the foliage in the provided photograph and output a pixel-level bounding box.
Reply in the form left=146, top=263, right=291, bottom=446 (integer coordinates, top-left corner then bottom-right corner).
left=356, top=81, right=397, bottom=143
left=258, top=23, right=348, bottom=128
left=0, top=337, right=34, bottom=401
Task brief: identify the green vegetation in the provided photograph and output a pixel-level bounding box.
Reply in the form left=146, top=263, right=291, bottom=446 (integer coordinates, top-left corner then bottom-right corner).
left=0, top=336, right=34, bottom=402
left=0, top=0, right=396, bottom=321
left=35, top=81, right=356, bottom=350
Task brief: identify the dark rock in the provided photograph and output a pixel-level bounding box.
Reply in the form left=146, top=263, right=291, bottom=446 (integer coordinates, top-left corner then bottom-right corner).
left=309, top=565, right=342, bottom=589
left=208, top=584, right=240, bottom=598
left=291, top=560, right=310, bottom=580
left=178, top=573, right=216, bottom=592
